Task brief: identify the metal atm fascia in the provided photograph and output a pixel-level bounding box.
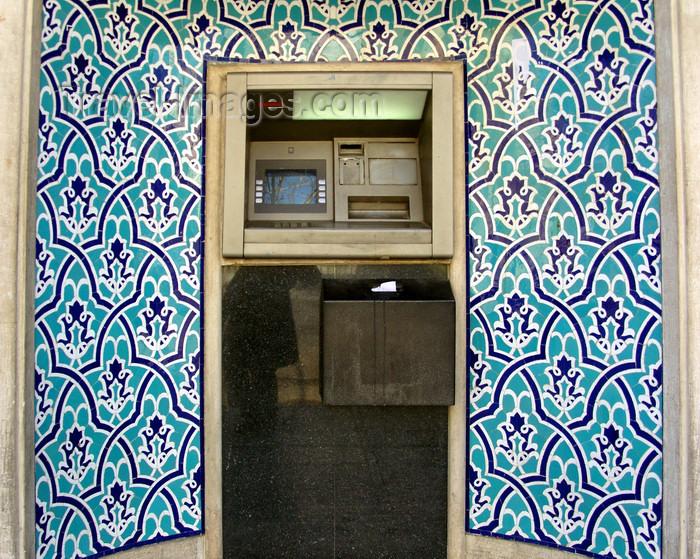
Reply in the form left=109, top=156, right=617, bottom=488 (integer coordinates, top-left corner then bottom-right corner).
left=220, top=64, right=459, bottom=259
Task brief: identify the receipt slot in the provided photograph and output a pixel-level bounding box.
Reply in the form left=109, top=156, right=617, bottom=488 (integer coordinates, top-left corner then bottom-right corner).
left=322, top=279, right=455, bottom=406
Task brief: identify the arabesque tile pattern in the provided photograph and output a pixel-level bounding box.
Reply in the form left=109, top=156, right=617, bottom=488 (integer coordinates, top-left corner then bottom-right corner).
left=33, top=1, right=661, bottom=558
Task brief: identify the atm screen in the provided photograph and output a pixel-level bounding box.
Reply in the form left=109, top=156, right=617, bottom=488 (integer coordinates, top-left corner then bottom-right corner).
left=251, top=156, right=329, bottom=217
left=261, top=169, right=319, bottom=205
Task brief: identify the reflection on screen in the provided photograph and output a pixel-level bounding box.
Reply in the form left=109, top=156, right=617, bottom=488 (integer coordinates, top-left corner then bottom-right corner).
left=263, top=170, right=318, bottom=205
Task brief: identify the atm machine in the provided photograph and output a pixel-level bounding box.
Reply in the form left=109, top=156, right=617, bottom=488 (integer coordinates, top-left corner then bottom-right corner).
left=240, top=136, right=455, bottom=405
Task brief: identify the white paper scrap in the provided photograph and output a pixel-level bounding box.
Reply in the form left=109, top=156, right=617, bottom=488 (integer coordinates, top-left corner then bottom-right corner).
left=371, top=281, right=398, bottom=293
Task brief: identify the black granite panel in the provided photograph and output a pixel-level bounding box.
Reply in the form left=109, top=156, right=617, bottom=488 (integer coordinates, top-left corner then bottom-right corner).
left=222, top=266, right=448, bottom=559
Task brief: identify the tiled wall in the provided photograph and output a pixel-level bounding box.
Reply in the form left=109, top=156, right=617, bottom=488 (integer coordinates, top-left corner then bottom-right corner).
left=467, top=1, right=662, bottom=557
left=33, top=1, right=661, bottom=558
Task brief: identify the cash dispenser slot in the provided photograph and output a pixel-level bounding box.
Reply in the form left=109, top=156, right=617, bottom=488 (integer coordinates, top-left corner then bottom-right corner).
left=347, top=196, right=410, bottom=220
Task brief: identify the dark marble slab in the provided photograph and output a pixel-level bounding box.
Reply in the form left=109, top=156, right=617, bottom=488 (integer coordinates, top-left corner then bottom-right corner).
left=221, top=266, right=448, bottom=559
left=222, top=405, right=448, bottom=559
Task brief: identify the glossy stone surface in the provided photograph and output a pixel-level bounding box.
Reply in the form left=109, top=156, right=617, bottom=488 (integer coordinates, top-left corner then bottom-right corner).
left=222, top=405, right=447, bottom=559
left=221, top=266, right=448, bottom=558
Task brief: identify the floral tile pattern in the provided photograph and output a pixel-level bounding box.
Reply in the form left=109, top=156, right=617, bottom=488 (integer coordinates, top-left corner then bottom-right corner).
left=33, top=1, right=661, bottom=558
left=467, top=1, right=661, bottom=557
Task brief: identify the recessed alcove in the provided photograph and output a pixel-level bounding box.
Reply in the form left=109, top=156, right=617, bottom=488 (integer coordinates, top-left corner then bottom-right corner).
left=203, top=61, right=466, bottom=559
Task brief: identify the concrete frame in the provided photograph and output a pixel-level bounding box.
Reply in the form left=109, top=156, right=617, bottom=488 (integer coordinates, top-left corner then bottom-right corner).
left=656, top=0, right=682, bottom=557
left=659, top=0, right=700, bottom=557
left=2, top=1, right=693, bottom=558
